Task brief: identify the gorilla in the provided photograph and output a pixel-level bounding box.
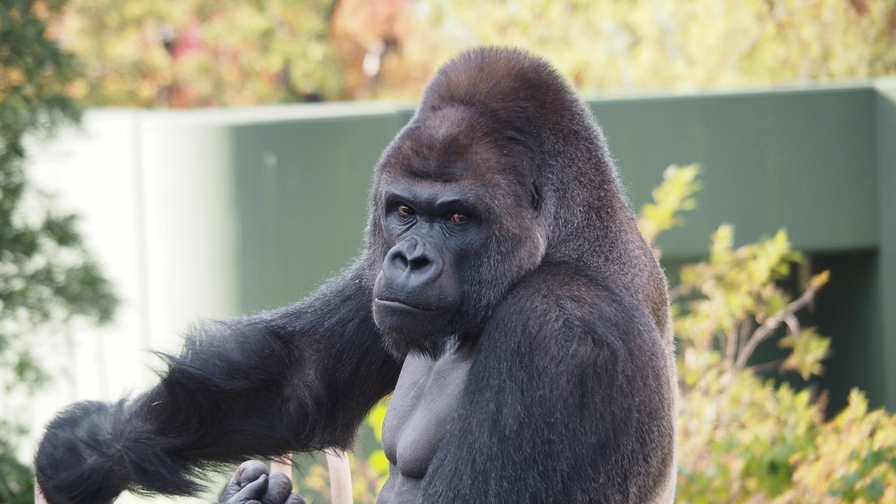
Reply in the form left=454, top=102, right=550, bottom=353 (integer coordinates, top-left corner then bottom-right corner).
left=35, top=47, right=677, bottom=504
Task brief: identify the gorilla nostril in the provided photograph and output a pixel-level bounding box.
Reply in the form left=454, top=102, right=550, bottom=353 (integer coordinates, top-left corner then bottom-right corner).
left=392, top=252, right=409, bottom=269
left=408, top=255, right=431, bottom=271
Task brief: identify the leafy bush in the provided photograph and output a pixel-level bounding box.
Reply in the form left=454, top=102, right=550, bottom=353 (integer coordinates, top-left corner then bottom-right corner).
left=648, top=165, right=896, bottom=504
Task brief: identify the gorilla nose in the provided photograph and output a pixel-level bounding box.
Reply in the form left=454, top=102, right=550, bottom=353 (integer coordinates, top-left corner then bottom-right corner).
left=384, top=240, right=442, bottom=286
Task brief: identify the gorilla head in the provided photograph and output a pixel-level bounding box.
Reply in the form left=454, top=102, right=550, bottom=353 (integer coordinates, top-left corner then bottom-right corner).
left=368, top=101, right=545, bottom=357
left=368, top=48, right=661, bottom=358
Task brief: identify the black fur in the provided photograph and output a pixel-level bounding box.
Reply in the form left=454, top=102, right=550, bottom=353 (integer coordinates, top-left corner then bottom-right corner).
left=35, top=47, right=676, bottom=504
left=36, top=268, right=401, bottom=503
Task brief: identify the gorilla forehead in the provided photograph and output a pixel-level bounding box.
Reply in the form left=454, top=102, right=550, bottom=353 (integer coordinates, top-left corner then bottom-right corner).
left=382, top=105, right=530, bottom=198
left=377, top=47, right=587, bottom=198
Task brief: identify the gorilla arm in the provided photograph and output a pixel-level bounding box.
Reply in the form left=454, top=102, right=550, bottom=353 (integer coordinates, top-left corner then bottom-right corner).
left=35, top=265, right=402, bottom=504
left=421, top=263, right=677, bottom=503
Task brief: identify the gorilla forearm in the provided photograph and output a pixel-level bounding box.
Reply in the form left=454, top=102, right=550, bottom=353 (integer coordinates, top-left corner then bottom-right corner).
left=35, top=266, right=401, bottom=504
left=138, top=269, right=399, bottom=458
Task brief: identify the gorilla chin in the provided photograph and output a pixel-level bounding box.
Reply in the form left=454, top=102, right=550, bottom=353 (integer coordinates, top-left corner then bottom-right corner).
left=373, top=298, right=457, bottom=356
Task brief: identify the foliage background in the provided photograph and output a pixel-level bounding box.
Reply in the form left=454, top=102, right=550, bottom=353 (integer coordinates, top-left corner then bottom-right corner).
left=0, top=1, right=117, bottom=501
left=48, top=0, right=896, bottom=107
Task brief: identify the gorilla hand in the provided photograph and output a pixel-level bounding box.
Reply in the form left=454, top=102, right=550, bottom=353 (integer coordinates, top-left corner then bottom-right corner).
left=218, top=461, right=305, bottom=504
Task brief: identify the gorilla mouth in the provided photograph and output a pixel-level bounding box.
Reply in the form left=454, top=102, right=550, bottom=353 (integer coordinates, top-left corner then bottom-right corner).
left=374, top=298, right=448, bottom=313
left=373, top=296, right=457, bottom=347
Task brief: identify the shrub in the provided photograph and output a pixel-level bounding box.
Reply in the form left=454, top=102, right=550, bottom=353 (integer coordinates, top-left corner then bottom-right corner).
left=648, top=165, right=896, bottom=504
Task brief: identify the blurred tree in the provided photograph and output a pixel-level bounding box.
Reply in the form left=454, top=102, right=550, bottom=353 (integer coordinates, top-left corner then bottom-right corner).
left=330, top=0, right=441, bottom=100
left=414, top=0, right=896, bottom=95
left=0, top=1, right=117, bottom=502
left=55, top=0, right=346, bottom=107
left=52, top=0, right=896, bottom=106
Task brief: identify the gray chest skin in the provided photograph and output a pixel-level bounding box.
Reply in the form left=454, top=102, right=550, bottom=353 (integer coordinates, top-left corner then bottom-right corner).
left=376, top=346, right=473, bottom=504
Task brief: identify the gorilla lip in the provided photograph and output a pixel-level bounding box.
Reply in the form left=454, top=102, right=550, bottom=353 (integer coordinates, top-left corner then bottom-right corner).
left=374, top=298, right=448, bottom=313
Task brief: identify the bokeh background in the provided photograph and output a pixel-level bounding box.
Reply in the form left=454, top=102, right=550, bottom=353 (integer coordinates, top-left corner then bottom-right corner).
left=2, top=1, right=896, bottom=503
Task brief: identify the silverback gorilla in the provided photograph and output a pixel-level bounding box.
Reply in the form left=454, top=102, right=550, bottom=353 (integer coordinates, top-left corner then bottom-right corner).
left=35, top=47, right=677, bottom=504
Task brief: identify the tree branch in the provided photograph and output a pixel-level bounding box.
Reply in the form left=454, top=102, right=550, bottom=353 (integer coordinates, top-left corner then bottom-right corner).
left=734, top=284, right=819, bottom=370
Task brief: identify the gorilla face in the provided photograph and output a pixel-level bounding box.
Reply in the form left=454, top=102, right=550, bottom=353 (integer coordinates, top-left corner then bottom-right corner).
left=371, top=106, right=546, bottom=357
left=371, top=178, right=479, bottom=344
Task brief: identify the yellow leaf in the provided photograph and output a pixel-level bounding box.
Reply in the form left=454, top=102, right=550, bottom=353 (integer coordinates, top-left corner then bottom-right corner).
left=809, top=270, right=831, bottom=290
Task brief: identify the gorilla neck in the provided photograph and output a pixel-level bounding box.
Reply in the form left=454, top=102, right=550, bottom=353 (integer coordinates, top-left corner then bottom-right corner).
left=378, top=343, right=473, bottom=503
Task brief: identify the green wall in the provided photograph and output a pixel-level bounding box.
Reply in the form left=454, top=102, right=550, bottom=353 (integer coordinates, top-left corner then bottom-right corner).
left=875, top=82, right=896, bottom=410
left=589, top=87, right=879, bottom=256
left=223, top=83, right=896, bottom=412
left=232, top=114, right=406, bottom=310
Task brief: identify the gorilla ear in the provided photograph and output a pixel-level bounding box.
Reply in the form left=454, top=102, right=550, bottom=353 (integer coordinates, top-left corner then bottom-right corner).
left=529, top=182, right=542, bottom=212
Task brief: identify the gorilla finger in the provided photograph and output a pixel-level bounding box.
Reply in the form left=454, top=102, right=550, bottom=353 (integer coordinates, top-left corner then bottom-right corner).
left=219, top=479, right=242, bottom=502
left=260, top=472, right=293, bottom=504
left=284, top=494, right=307, bottom=504
left=234, top=460, right=270, bottom=487
left=227, top=474, right=268, bottom=504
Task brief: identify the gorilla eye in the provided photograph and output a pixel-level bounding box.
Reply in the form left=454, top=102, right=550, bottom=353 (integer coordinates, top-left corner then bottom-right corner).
left=449, top=213, right=469, bottom=224
left=397, top=205, right=415, bottom=217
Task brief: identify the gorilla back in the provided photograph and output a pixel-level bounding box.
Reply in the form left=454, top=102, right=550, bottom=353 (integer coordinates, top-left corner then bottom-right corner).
left=36, top=47, right=677, bottom=504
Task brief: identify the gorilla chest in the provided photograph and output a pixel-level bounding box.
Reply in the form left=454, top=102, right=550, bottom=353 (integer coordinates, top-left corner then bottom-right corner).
left=380, top=347, right=472, bottom=487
